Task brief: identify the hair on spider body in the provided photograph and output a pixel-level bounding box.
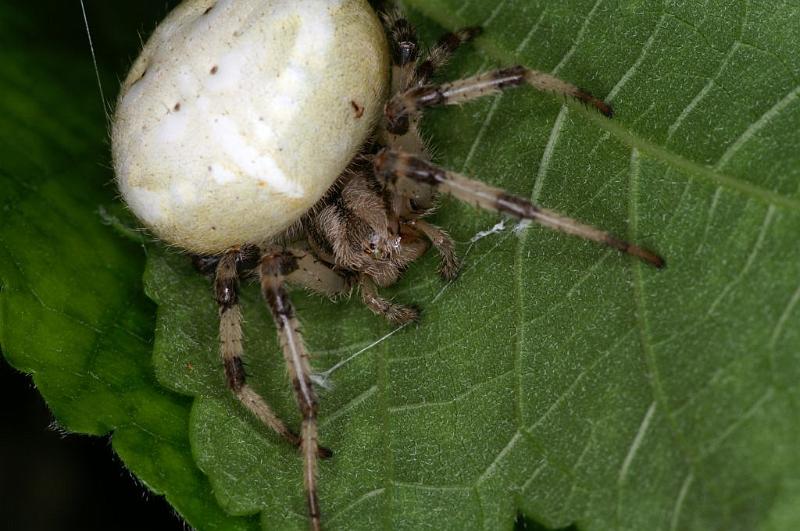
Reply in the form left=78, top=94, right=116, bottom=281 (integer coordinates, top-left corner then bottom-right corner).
left=112, top=1, right=663, bottom=529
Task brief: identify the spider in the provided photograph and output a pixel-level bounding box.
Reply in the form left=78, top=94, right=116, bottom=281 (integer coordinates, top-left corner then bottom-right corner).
left=111, top=1, right=664, bottom=529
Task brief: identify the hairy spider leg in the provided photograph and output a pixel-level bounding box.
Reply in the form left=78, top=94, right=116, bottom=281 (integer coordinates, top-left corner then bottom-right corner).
left=380, top=21, right=478, bottom=281
left=382, top=8, right=419, bottom=90
left=381, top=8, right=430, bottom=171
left=260, top=251, right=329, bottom=531
left=380, top=20, right=481, bottom=267
left=374, top=149, right=666, bottom=268
left=414, top=26, right=483, bottom=85
left=385, top=65, right=613, bottom=135
left=282, top=247, right=427, bottom=337
left=285, top=246, right=354, bottom=298
left=407, top=219, right=460, bottom=280
left=359, top=274, right=421, bottom=324
left=214, top=250, right=301, bottom=447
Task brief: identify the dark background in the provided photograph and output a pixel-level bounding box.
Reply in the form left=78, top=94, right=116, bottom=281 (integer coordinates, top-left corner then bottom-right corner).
left=0, top=2, right=186, bottom=529
left=0, top=357, right=185, bottom=530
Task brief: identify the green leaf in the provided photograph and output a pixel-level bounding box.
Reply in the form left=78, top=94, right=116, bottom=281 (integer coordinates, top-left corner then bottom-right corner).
left=4, top=0, right=800, bottom=530
left=147, top=0, right=800, bottom=529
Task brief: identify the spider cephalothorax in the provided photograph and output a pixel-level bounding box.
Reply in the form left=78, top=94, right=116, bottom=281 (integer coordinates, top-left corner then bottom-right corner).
left=111, top=1, right=663, bottom=529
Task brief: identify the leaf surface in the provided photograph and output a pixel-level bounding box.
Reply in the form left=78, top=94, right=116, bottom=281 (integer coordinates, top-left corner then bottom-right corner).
left=149, top=0, right=800, bottom=529
left=3, top=1, right=800, bottom=530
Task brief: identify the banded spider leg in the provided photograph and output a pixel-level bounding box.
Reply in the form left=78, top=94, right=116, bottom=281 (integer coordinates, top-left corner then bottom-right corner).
left=213, top=247, right=356, bottom=530
left=385, top=64, right=613, bottom=136
left=373, top=150, right=665, bottom=268
left=377, top=24, right=660, bottom=268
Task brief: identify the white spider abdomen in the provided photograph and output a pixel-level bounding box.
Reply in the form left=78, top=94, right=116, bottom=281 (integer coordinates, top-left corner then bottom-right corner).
left=112, top=0, right=389, bottom=253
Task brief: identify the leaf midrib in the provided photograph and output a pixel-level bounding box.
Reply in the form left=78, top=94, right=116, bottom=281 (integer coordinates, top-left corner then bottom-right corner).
left=626, top=147, right=707, bottom=528
left=407, top=2, right=750, bottom=522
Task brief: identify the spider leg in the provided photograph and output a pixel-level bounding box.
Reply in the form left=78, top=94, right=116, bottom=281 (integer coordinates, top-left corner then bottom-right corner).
left=374, top=149, right=665, bottom=268
left=283, top=245, right=353, bottom=299
left=415, top=26, right=482, bottom=85
left=260, top=251, right=327, bottom=531
left=382, top=8, right=419, bottom=91
left=405, top=219, right=460, bottom=280
left=379, top=6, right=436, bottom=179
left=214, top=249, right=301, bottom=448
left=360, top=274, right=420, bottom=324
left=385, top=65, right=612, bottom=134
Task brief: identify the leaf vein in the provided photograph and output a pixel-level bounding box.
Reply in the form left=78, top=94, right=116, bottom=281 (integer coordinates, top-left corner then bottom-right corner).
left=669, top=472, right=695, bottom=531
left=769, top=277, right=800, bottom=349
left=617, top=401, right=657, bottom=484
left=475, top=431, right=522, bottom=486
left=327, top=488, right=386, bottom=524
left=514, top=9, right=548, bottom=55
left=527, top=330, right=634, bottom=431
left=694, top=186, right=723, bottom=257
left=391, top=480, right=470, bottom=492
left=715, top=83, right=800, bottom=171
left=629, top=146, right=704, bottom=503
left=533, top=106, right=568, bottom=201
left=320, top=385, right=377, bottom=428
left=481, top=0, right=508, bottom=29
left=706, top=204, right=775, bottom=317
left=606, top=12, right=667, bottom=102
left=387, top=368, right=513, bottom=413
left=460, top=87, right=502, bottom=173
left=520, top=459, right=548, bottom=492
left=666, top=41, right=742, bottom=142
left=700, top=387, right=774, bottom=457
left=552, top=0, right=605, bottom=75
left=563, top=428, right=595, bottom=511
